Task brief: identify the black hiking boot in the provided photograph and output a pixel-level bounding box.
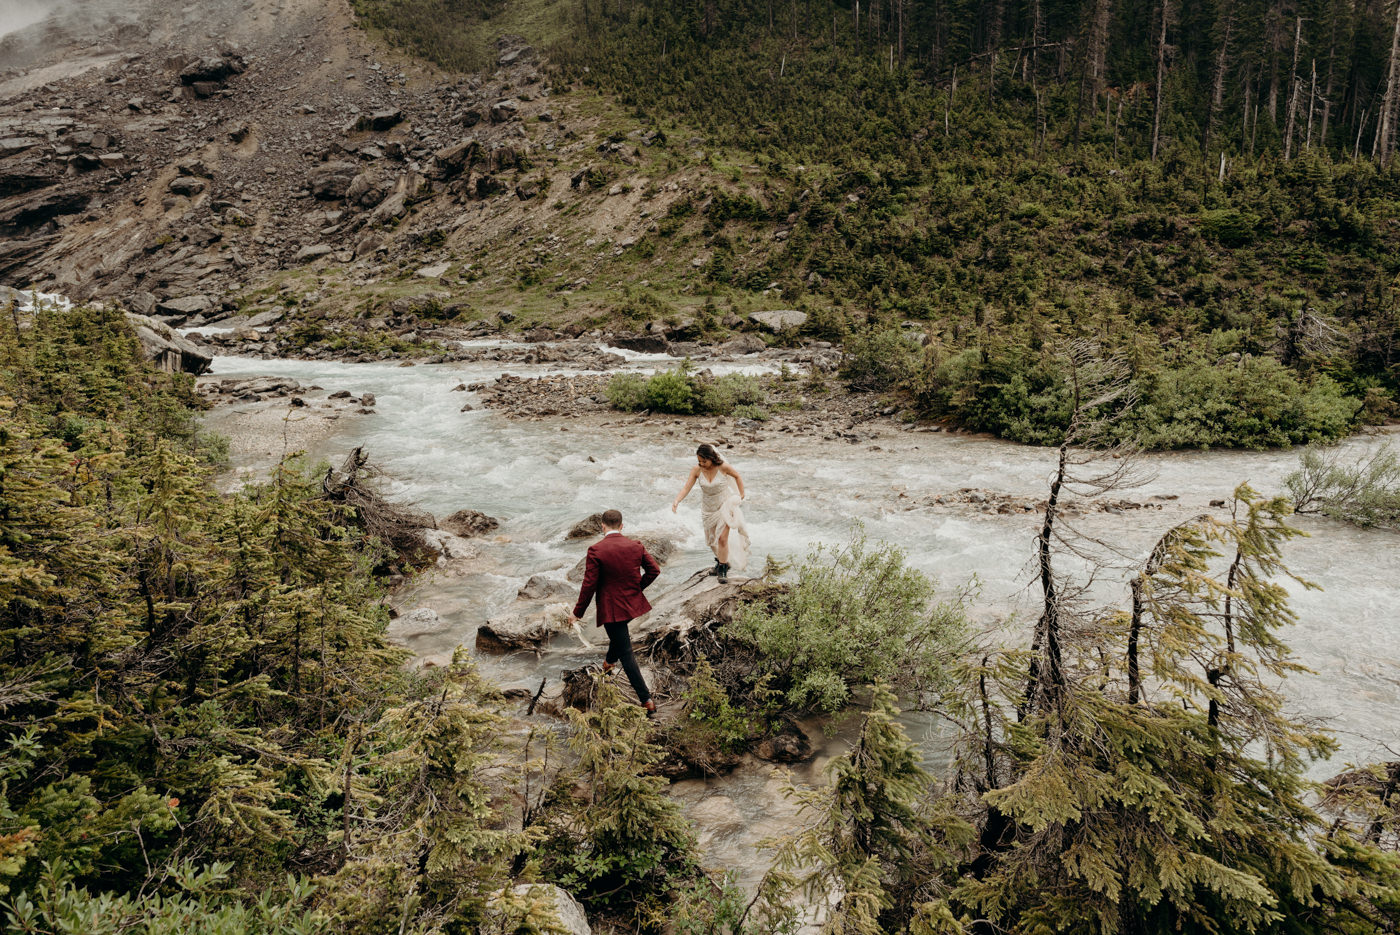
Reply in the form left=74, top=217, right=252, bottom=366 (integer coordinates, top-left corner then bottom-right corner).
left=717, top=563, right=729, bottom=583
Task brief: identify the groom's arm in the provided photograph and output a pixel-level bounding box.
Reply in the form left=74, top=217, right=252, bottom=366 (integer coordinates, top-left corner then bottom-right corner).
left=639, top=545, right=660, bottom=591
left=572, top=546, right=601, bottom=620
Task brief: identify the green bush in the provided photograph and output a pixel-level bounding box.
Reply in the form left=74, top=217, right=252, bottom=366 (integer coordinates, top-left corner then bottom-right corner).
left=698, top=372, right=767, bottom=412
left=641, top=367, right=698, bottom=413
left=841, top=328, right=921, bottom=392
left=606, top=366, right=770, bottom=415
left=1124, top=356, right=1360, bottom=449
left=728, top=530, right=967, bottom=713
left=4, top=863, right=325, bottom=935
left=1286, top=442, right=1400, bottom=528
left=1199, top=208, right=1260, bottom=245
left=604, top=372, right=649, bottom=410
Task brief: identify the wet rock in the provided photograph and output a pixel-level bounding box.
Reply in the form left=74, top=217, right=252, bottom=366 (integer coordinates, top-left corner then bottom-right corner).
left=386, top=607, right=449, bottom=641
left=360, top=392, right=376, bottom=406
left=439, top=508, right=499, bottom=538
left=566, top=513, right=606, bottom=539
left=720, top=334, right=766, bottom=355
left=518, top=574, right=574, bottom=602
left=475, top=605, right=571, bottom=653
left=755, top=722, right=814, bottom=763
left=419, top=529, right=479, bottom=561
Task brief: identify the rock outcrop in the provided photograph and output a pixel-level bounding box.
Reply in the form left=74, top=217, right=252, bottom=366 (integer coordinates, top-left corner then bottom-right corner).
left=124, top=313, right=212, bottom=374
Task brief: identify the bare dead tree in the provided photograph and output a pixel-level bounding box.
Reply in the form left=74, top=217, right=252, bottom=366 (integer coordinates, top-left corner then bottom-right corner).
left=1021, top=342, right=1147, bottom=718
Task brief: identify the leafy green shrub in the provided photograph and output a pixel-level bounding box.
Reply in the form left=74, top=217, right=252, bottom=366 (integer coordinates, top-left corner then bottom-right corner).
left=728, top=530, right=967, bottom=713
left=4, top=863, right=325, bottom=935
left=1286, top=442, right=1400, bottom=528
left=841, top=328, right=921, bottom=392
left=1124, top=356, right=1360, bottom=449
left=732, top=403, right=770, bottom=421
left=698, top=372, right=767, bottom=413
left=606, top=367, right=770, bottom=416
left=679, top=658, right=756, bottom=755
left=641, top=367, right=698, bottom=413
left=604, top=372, right=649, bottom=410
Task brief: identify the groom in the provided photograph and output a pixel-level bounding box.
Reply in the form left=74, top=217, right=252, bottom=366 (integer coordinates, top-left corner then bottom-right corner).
left=570, top=509, right=661, bottom=716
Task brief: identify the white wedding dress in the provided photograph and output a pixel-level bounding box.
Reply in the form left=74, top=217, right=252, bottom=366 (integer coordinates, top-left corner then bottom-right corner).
left=698, top=468, right=750, bottom=572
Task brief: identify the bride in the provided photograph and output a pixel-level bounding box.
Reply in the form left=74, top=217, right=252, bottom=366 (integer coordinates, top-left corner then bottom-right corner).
left=671, top=443, right=750, bottom=582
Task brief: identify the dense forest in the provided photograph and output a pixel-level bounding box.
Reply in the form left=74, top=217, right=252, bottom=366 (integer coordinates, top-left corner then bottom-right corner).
left=349, top=0, right=1400, bottom=448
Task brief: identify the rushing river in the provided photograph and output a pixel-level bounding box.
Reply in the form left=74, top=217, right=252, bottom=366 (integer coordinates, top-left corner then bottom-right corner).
left=203, top=348, right=1400, bottom=886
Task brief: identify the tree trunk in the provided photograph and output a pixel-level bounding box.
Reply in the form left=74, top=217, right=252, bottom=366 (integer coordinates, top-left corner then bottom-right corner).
left=1203, top=2, right=1235, bottom=159
left=1283, top=15, right=1303, bottom=160
left=1375, top=0, right=1400, bottom=163
left=1151, top=0, right=1173, bottom=162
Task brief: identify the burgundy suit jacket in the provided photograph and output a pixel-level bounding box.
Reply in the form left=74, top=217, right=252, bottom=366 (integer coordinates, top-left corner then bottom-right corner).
left=572, top=532, right=660, bottom=625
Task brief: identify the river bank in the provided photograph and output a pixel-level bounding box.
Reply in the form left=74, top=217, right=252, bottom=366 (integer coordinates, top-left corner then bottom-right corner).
left=198, top=342, right=1400, bottom=896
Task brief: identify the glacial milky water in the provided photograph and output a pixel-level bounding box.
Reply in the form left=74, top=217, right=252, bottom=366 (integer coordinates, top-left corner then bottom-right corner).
left=205, top=350, right=1400, bottom=768
left=204, top=350, right=1400, bottom=886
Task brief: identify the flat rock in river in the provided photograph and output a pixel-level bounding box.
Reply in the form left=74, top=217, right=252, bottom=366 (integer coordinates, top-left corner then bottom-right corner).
left=475, top=604, right=572, bottom=653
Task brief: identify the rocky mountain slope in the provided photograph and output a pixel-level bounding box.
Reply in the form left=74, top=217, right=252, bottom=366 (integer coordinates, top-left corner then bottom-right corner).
left=0, top=0, right=716, bottom=342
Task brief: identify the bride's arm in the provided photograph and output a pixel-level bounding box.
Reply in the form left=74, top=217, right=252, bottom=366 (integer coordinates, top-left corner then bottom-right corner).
left=723, top=463, right=745, bottom=500
left=672, top=467, right=700, bottom=512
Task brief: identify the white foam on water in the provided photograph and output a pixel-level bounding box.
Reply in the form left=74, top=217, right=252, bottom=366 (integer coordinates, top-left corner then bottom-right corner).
left=201, top=352, right=1400, bottom=774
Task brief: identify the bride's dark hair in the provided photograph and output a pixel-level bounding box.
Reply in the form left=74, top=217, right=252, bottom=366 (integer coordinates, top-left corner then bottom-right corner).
left=696, top=443, right=724, bottom=465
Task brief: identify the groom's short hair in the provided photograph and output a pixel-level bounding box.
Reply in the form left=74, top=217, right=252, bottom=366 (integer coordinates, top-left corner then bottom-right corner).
left=600, top=509, right=623, bottom=529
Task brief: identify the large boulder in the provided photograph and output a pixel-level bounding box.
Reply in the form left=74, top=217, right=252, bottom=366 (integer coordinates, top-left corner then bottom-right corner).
left=565, top=513, right=606, bottom=539
left=308, top=161, right=359, bottom=200
left=606, top=333, right=669, bottom=354
left=475, top=604, right=571, bottom=653
left=518, top=574, right=574, bottom=602
left=124, top=313, right=212, bottom=375
left=155, top=294, right=213, bottom=320
left=720, top=334, right=766, bottom=355
left=567, top=534, right=675, bottom=582
left=490, top=885, right=590, bottom=935
left=439, top=509, right=499, bottom=538
left=356, top=109, right=405, bottom=132
left=179, top=52, right=246, bottom=85
left=433, top=139, right=479, bottom=177
left=749, top=309, right=808, bottom=332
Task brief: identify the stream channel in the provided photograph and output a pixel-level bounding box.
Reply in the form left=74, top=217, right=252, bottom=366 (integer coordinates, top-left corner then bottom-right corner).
left=202, top=343, right=1400, bottom=891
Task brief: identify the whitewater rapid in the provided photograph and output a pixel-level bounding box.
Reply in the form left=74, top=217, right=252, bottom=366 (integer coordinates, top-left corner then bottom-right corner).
left=202, top=351, right=1400, bottom=779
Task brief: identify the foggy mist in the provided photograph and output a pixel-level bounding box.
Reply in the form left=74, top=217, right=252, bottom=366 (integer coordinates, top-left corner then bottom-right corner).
left=0, top=1, right=52, bottom=41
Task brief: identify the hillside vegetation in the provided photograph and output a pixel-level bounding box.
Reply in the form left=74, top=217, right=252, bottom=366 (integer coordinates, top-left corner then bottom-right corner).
left=349, top=0, right=1400, bottom=448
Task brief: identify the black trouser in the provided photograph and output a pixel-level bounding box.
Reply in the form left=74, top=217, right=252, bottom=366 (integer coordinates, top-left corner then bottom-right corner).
left=603, top=619, right=650, bottom=704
